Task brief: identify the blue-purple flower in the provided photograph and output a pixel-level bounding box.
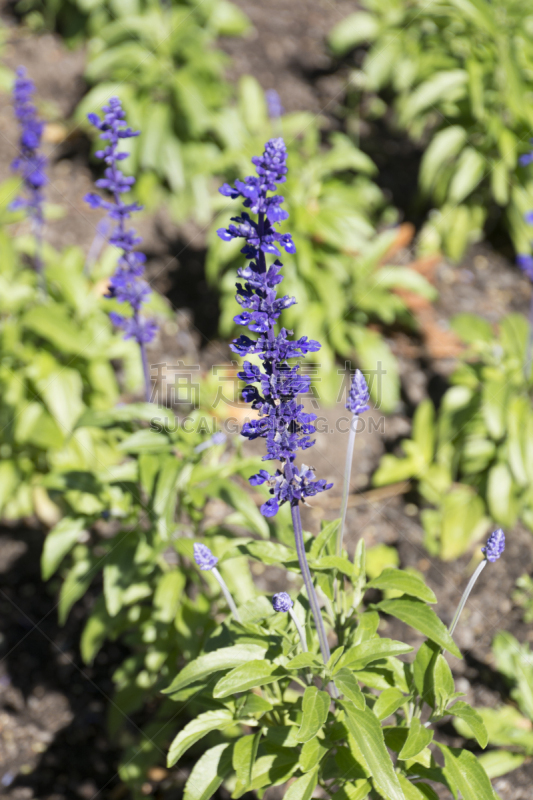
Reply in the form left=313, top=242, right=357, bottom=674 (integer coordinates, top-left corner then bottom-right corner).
left=346, top=369, right=370, bottom=415
left=218, top=139, right=332, bottom=517
left=266, top=90, right=284, bottom=120
left=481, top=529, right=505, bottom=562
left=272, top=592, right=293, bottom=612
left=85, top=97, right=156, bottom=349
left=10, top=67, right=47, bottom=265
left=193, top=543, right=218, bottom=571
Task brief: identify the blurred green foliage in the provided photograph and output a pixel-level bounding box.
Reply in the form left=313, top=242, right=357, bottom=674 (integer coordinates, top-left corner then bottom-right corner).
left=374, top=312, right=533, bottom=559
left=454, top=630, right=533, bottom=780
left=329, top=0, right=533, bottom=260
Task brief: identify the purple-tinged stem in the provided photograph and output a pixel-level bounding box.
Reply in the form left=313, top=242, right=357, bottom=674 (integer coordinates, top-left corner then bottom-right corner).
left=337, top=418, right=357, bottom=557
left=525, top=290, right=533, bottom=382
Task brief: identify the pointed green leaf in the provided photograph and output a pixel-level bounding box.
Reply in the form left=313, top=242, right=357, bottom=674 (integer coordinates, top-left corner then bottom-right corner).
left=338, top=638, right=413, bottom=671
left=183, top=743, right=233, bottom=800
left=437, top=744, right=495, bottom=800
left=284, top=768, right=319, bottom=800
left=342, top=701, right=406, bottom=800
left=213, top=660, right=285, bottom=699
left=335, top=669, right=365, bottom=710
left=377, top=598, right=462, bottom=658
left=399, top=719, right=434, bottom=761
left=296, top=686, right=330, bottom=743
left=373, top=688, right=405, bottom=721
left=163, top=644, right=267, bottom=694
left=233, top=732, right=260, bottom=789
left=367, top=569, right=436, bottom=604
left=448, top=701, right=488, bottom=748
left=41, top=517, right=86, bottom=580
left=167, top=710, right=235, bottom=767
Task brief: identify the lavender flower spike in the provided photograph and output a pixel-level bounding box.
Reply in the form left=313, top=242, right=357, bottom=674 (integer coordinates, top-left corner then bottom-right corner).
left=10, top=67, right=47, bottom=273
left=272, top=592, right=308, bottom=652
left=449, top=529, right=505, bottom=637
left=337, top=369, right=370, bottom=559
left=193, top=543, right=240, bottom=621
left=481, top=528, right=505, bottom=562
left=219, top=139, right=334, bottom=675
left=85, top=97, right=156, bottom=401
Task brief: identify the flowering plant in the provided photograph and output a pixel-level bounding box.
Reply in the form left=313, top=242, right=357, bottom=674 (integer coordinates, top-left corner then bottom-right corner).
left=164, top=141, right=503, bottom=800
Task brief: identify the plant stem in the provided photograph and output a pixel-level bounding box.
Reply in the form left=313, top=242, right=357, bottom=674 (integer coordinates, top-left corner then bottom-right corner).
left=337, top=417, right=357, bottom=557
left=212, top=567, right=241, bottom=622
left=448, top=559, right=486, bottom=637
left=135, top=310, right=152, bottom=402
left=525, top=290, right=533, bottom=382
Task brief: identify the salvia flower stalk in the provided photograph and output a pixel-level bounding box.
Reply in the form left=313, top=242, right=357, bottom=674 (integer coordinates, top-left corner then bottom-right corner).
left=193, top=543, right=241, bottom=622
left=448, top=528, right=505, bottom=637
left=85, top=97, right=156, bottom=401
left=517, top=252, right=533, bottom=380
left=272, top=592, right=307, bottom=652
left=337, top=369, right=370, bottom=558
left=218, top=138, right=333, bottom=667
left=10, top=66, right=47, bottom=273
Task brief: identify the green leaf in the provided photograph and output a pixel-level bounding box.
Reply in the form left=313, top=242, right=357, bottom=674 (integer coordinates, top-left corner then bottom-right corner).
left=334, top=669, right=365, bottom=710
left=437, top=744, right=495, bottom=800
left=41, top=517, right=86, bottom=580
left=58, top=552, right=94, bottom=625
left=153, top=571, right=186, bottom=623
left=233, top=732, right=261, bottom=789
left=75, top=403, right=160, bottom=428
left=167, top=710, right=235, bottom=767
left=477, top=750, right=525, bottom=780
left=183, top=743, right=233, bottom=800
left=118, top=429, right=173, bottom=453
left=366, top=569, right=437, bottom=604
left=373, top=688, right=405, bottom=721
left=284, top=768, right=319, bottom=800
left=163, top=644, right=268, bottom=695
left=448, top=147, right=486, bottom=204
left=210, top=479, right=269, bottom=539
left=376, top=598, right=462, bottom=659
left=299, top=738, right=328, bottom=772
left=342, top=702, right=406, bottom=800
left=213, top=660, right=284, bottom=699
left=433, top=654, right=455, bottom=712
left=286, top=653, right=323, bottom=670
left=448, top=701, right=488, bottom=748
left=487, top=463, right=517, bottom=527
left=401, top=70, right=468, bottom=124
left=23, top=304, right=91, bottom=355
left=419, top=126, right=467, bottom=195
left=399, top=719, right=434, bottom=761
left=338, top=638, right=414, bottom=671
left=413, top=641, right=440, bottom=707
left=295, top=686, right=330, bottom=743
left=328, top=12, right=379, bottom=56
left=398, top=776, right=439, bottom=800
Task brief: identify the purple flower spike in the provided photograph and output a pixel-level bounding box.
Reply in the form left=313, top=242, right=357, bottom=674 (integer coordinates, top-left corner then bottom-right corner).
left=346, top=369, right=370, bottom=415
left=481, top=529, right=505, bottom=562
left=272, top=592, right=293, bottom=612
left=218, top=139, right=332, bottom=517
left=85, top=98, right=156, bottom=351
left=193, top=543, right=218, bottom=571
left=266, top=90, right=284, bottom=120
left=518, top=254, right=533, bottom=281
left=10, top=66, right=47, bottom=270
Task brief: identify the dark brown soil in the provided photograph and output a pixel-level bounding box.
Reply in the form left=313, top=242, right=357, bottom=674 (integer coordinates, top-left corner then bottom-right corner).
left=1, top=2, right=533, bottom=799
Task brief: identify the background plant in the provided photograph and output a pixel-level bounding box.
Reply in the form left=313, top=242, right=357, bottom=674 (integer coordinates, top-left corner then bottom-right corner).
left=328, top=0, right=533, bottom=261
left=374, top=311, right=533, bottom=559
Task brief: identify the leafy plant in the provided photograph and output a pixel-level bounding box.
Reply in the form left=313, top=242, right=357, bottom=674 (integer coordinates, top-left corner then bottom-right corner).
left=328, top=0, right=533, bottom=260
left=0, top=177, right=144, bottom=521
left=162, top=136, right=502, bottom=800
left=374, top=311, right=533, bottom=559
left=71, top=0, right=250, bottom=223
left=454, top=630, right=533, bottom=780
left=207, top=78, right=436, bottom=411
